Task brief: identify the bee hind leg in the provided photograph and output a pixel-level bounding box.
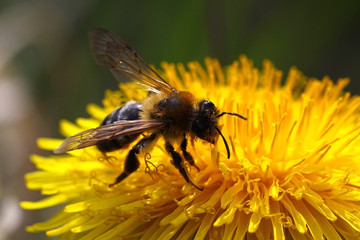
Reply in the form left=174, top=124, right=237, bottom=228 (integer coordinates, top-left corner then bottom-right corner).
left=181, top=135, right=200, bottom=171
left=110, top=134, right=156, bottom=187
left=165, top=142, right=203, bottom=191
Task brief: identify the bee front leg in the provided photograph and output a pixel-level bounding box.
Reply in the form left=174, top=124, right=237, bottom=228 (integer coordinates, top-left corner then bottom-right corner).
left=181, top=135, right=200, bottom=171
left=165, top=142, right=203, bottom=191
left=110, top=134, right=156, bottom=187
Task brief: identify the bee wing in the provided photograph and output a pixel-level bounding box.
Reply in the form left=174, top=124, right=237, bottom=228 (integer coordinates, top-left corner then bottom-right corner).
left=89, top=28, right=176, bottom=93
left=54, top=120, right=164, bottom=154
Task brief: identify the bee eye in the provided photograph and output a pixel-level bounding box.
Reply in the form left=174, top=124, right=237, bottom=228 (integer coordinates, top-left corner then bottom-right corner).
left=199, top=100, right=215, bottom=112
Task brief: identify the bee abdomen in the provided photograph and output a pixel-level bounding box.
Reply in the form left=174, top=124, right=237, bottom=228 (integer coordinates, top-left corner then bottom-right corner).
left=97, top=101, right=142, bottom=152
left=101, top=100, right=142, bottom=124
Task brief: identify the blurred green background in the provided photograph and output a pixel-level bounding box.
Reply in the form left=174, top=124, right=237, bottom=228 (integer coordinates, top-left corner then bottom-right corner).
left=0, top=0, right=359, bottom=239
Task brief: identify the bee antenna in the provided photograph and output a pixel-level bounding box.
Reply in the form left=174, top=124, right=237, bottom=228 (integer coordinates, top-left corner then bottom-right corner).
left=217, top=112, right=247, bottom=120
left=215, top=126, right=230, bottom=159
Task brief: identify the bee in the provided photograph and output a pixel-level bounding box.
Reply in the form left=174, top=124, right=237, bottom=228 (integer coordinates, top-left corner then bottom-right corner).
left=54, top=28, right=247, bottom=190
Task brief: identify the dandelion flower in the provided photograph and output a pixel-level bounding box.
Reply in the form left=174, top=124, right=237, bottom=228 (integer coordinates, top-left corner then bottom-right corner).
left=21, top=56, right=360, bottom=239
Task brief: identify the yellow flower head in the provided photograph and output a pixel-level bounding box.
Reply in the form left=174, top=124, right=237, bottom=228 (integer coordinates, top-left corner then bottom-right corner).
left=22, top=56, right=360, bottom=239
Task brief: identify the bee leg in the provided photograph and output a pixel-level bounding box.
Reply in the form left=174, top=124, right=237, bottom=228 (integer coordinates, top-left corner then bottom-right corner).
left=180, top=135, right=200, bottom=171
left=110, top=134, right=156, bottom=187
left=165, top=142, right=203, bottom=191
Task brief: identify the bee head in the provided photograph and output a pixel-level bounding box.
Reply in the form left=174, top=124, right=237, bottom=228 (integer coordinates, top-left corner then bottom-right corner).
left=192, top=100, right=220, bottom=144
left=192, top=100, right=247, bottom=159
